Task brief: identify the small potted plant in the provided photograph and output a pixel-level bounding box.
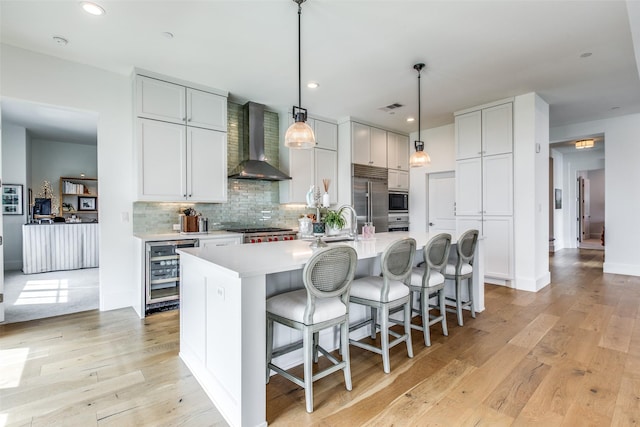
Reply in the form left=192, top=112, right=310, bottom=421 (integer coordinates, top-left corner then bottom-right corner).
left=322, top=209, right=346, bottom=236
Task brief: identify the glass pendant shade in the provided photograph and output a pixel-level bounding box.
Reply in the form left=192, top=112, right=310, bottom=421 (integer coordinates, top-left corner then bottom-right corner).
left=285, top=120, right=316, bottom=149
left=409, top=141, right=431, bottom=167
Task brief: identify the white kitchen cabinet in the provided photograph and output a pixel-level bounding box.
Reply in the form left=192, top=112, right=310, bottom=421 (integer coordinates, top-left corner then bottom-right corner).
left=311, top=119, right=338, bottom=151
left=387, top=132, right=410, bottom=171
left=136, top=75, right=227, bottom=132
left=315, top=148, right=338, bottom=203
left=455, top=102, right=512, bottom=160
left=351, top=122, right=387, bottom=167
left=199, top=235, right=242, bottom=248
left=137, top=118, right=227, bottom=202
left=455, top=100, right=513, bottom=281
left=388, top=170, right=409, bottom=191
left=280, top=116, right=338, bottom=204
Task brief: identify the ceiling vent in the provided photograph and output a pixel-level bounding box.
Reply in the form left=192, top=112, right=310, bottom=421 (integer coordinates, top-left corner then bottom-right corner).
left=379, top=102, right=404, bottom=113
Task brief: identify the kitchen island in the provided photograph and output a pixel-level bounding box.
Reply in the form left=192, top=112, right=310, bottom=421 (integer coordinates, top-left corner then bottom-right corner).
left=178, top=231, right=484, bottom=427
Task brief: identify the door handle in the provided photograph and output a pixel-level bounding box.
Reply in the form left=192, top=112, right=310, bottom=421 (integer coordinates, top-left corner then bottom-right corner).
left=429, top=222, right=434, bottom=226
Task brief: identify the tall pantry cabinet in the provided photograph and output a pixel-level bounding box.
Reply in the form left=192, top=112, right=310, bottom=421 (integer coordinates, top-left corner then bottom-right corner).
left=455, top=101, right=513, bottom=281
left=135, top=72, right=228, bottom=202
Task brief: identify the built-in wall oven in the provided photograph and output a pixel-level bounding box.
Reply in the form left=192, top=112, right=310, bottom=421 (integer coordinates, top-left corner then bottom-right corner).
left=388, top=213, right=410, bottom=232
left=145, top=239, right=198, bottom=314
left=389, top=191, right=408, bottom=213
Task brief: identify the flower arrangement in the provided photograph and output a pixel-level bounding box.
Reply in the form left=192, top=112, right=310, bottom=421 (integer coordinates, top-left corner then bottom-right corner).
left=322, top=208, right=346, bottom=230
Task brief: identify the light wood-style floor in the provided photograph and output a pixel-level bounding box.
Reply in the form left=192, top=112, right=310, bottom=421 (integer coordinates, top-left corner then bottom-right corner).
left=3, top=249, right=639, bottom=426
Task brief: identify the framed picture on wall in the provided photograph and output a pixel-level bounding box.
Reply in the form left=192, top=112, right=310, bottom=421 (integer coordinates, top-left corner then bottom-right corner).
left=2, top=184, right=23, bottom=215
left=78, top=196, right=97, bottom=211
left=555, top=188, right=562, bottom=209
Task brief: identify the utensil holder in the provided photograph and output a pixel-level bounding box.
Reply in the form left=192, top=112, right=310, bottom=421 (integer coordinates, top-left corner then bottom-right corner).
left=181, top=216, right=198, bottom=232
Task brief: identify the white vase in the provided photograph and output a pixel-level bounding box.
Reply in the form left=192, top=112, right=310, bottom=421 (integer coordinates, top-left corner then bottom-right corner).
left=322, top=192, right=330, bottom=208
left=326, top=225, right=342, bottom=236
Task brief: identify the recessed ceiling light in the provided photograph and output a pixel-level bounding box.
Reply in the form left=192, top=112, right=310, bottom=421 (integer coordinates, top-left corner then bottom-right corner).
left=307, top=82, right=319, bottom=89
left=162, top=32, right=174, bottom=39
left=52, top=36, right=68, bottom=46
left=580, top=52, right=592, bottom=58
left=406, top=117, right=415, bottom=122
left=81, top=2, right=106, bottom=16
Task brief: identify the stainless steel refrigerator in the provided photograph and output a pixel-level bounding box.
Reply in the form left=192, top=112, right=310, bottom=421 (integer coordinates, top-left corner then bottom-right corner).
left=352, top=164, right=389, bottom=233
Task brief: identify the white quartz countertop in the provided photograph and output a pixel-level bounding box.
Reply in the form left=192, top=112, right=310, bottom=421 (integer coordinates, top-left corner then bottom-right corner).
left=178, top=231, right=450, bottom=278
left=134, top=230, right=242, bottom=242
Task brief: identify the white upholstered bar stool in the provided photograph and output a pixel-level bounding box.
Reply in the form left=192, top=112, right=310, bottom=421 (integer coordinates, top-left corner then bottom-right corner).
left=349, top=238, right=416, bottom=374
left=405, top=233, right=452, bottom=347
left=443, top=229, right=479, bottom=326
left=266, top=245, right=358, bottom=413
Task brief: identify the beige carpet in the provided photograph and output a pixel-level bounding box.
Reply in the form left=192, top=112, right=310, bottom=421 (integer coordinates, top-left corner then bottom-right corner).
left=2, top=268, right=99, bottom=324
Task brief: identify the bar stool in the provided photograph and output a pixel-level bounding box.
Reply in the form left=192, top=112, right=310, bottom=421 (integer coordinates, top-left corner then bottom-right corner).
left=443, top=229, right=479, bottom=326
left=405, top=233, right=451, bottom=346
left=349, top=238, right=416, bottom=374
left=266, top=245, right=358, bottom=413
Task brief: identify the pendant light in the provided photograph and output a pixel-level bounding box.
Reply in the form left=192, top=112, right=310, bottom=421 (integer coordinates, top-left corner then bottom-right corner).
left=285, top=0, right=316, bottom=149
left=409, top=63, right=431, bottom=167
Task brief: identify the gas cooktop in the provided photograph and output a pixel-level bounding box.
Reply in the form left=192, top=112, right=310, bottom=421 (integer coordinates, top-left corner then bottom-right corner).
left=225, top=227, right=293, bottom=234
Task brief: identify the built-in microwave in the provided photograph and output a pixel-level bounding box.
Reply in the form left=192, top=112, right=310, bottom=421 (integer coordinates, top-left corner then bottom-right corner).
left=389, top=191, right=408, bottom=212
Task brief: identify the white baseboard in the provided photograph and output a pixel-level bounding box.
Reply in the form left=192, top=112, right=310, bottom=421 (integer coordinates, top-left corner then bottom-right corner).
left=603, top=262, right=640, bottom=277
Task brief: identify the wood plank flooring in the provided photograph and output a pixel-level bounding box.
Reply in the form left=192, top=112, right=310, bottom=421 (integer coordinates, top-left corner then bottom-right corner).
left=2, top=249, right=639, bottom=426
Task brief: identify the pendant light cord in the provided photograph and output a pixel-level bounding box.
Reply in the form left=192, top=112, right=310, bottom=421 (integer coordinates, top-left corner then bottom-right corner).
left=417, top=67, right=421, bottom=142
left=297, top=2, right=302, bottom=111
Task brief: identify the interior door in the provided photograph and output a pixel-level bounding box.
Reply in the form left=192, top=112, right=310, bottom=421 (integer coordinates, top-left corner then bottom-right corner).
left=577, top=176, right=590, bottom=243
left=0, top=125, right=4, bottom=322
left=428, top=171, right=456, bottom=234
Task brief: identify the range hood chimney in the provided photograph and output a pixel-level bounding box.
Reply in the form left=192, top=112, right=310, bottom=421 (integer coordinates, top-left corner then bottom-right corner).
left=228, top=102, right=292, bottom=181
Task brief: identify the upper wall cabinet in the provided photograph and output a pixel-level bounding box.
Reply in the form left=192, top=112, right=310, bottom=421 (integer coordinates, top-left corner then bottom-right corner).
left=387, top=132, right=410, bottom=171
left=135, top=72, right=228, bottom=202
left=136, top=75, right=227, bottom=132
left=456, top=102, right=512, bottom=160
left=309, top=118, right=338, bottom=151
left=352, top=122, right=387, bottom=167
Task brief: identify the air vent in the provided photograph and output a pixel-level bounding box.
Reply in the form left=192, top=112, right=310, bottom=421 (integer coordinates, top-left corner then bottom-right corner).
left=379, top=102, right=404, bottom=112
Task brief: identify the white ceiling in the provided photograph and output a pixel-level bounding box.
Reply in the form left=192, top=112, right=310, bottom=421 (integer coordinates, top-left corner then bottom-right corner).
left=1, top=0, right=639, bottom=143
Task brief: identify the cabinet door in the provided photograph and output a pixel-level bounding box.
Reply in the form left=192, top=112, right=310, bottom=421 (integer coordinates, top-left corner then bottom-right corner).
left=187, top=127, right=227, bottom=202
left=455, top=110, right=482, bottom=160
left=456, top=217, right=483, bottom=240
left=136, top=76, right=186, bottom=125
left=314, top=120, right=338, bottom=150
left=314, top=148, right=337, bottom=204
left=370, top=127, right=387, bottom=167
left=483, top=153, right=512, bottom=215
left=455, top=158, right=482, bottom=216
left=387, top=132, right=409, bottom=171
left=138, top=119, right=186, bottom=200
left=482, top=103, right=513, bottom=156
left=483, top=216, right=513, bottom=279
left=288, top=147, right=315, bottom=203
left=186, top=88, right=227, bottom=132
left=351, top=122, right=371, bottom=166
left=388, top=170, right=409, bottom=191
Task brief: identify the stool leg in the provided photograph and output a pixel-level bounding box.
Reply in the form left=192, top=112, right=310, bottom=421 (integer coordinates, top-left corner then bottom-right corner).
left=266, top=317, right=274, bottom=384
left=303, top=327, right=314, bottom=413
left=313, top=332, right=319, bottom=363
left=404, top=299, right=414, bottom=358
left=381, top=305, right=390, bottom=373
left=420, top=288, right=431, bottom=347
left=370, top=307, right=378, bottom=339
left=439, top=288, right=448, bottom=337
left=456, top=276, right=464, bottom=326
left=341, top=320, right=352, bottom=391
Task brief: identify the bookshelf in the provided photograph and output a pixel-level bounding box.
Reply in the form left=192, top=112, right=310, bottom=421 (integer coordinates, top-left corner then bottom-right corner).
left=59, top=177, right=98, bottom=218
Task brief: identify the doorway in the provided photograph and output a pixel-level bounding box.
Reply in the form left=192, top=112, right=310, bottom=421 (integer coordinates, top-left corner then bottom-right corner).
left=1, top=98, right=99, bottom=323
left=577, top=169, right=605, bottom=250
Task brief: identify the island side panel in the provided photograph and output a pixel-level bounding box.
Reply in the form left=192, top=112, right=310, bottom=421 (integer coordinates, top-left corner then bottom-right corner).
left=180, top=252, right=267, bottom=427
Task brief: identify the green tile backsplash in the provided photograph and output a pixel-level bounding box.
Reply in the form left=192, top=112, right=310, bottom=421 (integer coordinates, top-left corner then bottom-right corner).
left=133, top=101, right=305, bottom=234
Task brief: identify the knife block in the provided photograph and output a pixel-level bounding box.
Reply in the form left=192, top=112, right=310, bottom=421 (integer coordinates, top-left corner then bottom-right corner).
left=181, top=216, right=198, bottom=233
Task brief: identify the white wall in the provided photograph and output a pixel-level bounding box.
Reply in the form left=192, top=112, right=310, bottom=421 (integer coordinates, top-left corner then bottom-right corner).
left=31, top=138, right=98, bottom=202
left=408, top=123, right=455, bottom=232
left=551, top=113, right=640, bottom=276
left=1, top=123, right=29, bottom=270
left=1, top=44, right=135, bottom=311
left=513, top=93, right=550, bottom=292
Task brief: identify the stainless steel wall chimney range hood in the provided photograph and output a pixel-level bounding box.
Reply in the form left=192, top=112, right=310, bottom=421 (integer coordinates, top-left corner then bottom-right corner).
left=228, top=102, right=291, bottom=181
